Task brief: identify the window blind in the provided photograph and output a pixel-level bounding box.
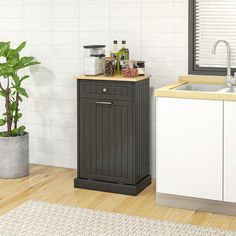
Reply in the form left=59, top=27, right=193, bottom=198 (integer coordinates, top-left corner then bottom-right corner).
left=196, top=0, right=236, bottom=68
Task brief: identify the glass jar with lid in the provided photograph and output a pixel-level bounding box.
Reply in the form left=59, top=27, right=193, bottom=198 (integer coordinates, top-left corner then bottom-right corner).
left=137, top=61, right=145, bottom=76
left=122, top=60, right=138, bottom=77
left=104, top=57, right=115, bottom=77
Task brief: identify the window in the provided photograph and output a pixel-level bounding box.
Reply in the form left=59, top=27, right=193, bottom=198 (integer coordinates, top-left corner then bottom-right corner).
left=189, top=0, right=236, bottom=75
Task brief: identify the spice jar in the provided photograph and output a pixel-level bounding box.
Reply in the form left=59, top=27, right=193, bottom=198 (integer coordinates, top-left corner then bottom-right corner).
left=104, top=57, right=115, bottom=76
left=137, top=61, right=145, bottom=76
left=122, top=60, right=138, bottom=78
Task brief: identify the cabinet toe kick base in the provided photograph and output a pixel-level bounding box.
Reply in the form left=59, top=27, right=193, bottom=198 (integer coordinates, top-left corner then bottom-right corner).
left=157, top=193, right=236, bottom=216
left=74, top=175, right=151, bottom=196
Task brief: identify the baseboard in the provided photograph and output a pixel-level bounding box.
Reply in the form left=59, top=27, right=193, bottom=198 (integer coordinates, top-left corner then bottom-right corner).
left=157, top=193, right=236, bottom=216
left=74, top=175, right=151, bottom=196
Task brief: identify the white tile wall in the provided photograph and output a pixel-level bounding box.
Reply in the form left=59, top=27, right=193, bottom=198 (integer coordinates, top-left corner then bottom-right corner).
left=0, top=0, right=188, bottom=178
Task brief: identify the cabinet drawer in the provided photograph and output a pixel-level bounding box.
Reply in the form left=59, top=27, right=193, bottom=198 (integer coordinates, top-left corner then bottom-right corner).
left=79, top=80, right=133, bottom=100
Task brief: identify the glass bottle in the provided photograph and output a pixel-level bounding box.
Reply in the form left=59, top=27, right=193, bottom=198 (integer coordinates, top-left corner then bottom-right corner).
left=118, top=40, right=129, bottom=73
left=110, top=40, right=119, bottom=74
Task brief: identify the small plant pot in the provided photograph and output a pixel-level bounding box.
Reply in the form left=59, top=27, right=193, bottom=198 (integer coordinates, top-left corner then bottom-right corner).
left=0, top=132, right=29, bottom=179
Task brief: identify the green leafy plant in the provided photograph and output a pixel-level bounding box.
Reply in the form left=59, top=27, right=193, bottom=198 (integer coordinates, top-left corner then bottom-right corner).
left=0, top=41, right=40, bottom=137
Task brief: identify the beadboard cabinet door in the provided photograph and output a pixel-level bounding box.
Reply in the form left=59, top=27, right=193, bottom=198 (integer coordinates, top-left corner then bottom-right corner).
left=157, top=97, right=223, bottom=201
left=224, top=101, right=236, bottom=203
left=79, top=98, right=133, bottom=184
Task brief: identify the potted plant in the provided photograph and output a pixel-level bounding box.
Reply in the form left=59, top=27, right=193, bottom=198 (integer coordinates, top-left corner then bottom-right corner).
left=0, top=41, right=40, bottom=178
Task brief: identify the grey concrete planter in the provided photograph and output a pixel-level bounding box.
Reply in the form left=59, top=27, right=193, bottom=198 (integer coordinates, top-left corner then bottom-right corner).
left=0, top=132, right=29, bottom=179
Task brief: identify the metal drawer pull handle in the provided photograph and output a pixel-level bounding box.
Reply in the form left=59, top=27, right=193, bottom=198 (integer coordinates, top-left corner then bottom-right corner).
left=96, top=101, right=113, bottom=105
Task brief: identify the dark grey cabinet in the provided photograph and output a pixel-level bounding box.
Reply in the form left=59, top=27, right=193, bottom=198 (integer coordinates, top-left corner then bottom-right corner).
left=74, top=78, right=151, bottom=195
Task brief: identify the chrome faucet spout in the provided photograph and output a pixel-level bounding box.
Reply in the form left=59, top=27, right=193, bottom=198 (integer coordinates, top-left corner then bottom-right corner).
left=212, top=39, right=232, bottom=87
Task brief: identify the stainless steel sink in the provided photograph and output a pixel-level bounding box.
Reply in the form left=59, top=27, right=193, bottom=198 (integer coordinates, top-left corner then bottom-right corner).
left=220, top=87, right=236, bottom=93
left=175, top=83, right=225, bottom=92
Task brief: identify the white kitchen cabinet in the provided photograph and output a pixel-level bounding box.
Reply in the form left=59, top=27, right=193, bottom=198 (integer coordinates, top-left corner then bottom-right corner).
left=224, top=101, right=236, bottom=203
left=157, top=97, right=223, bottom=201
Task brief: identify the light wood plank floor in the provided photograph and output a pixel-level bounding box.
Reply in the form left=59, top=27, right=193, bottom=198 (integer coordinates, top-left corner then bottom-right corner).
left=0, top=164, right=236, bottom=232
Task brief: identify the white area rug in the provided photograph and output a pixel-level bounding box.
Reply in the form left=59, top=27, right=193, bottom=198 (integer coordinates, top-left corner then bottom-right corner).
left=0, top=200, right=235, bottom=236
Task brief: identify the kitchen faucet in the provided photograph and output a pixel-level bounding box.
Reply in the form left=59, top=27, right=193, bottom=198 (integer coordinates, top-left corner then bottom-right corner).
left=212, top=39, right=234, bottom=87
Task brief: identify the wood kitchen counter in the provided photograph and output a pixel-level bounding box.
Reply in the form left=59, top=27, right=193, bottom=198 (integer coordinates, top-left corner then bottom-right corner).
left=75, top=74, right=150, bottom=82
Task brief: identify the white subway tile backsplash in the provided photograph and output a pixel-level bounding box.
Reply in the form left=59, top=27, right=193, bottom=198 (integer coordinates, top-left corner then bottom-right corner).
left=24, top=5, right=51, bottom=18
left=174, top=18, right=188, bottom=33
left=51, top=46, right=80, bottom=59
left=80, top=3, right=109, bottom=18
left=174, top=62, right=188, bottom=77
left=142, top=32, right=174, bottom=47
left=27, top=124, right=52, bottom=139
left=142, top=3, right=174, bottom=18
left=52, top=113, right=76, bottom=128
left=142, top=0, right=174, bottom=2
left=80, top=0, right=109, bottom=3
left=52, top=72, right=77, bottom=87
left=26, top=85, right=52, bottom=99
left=24, top=98, right=53, bottom=113
left=52, top=32, right=79, bottom=45
left=30, top=151, right=52, bottom=166
left=53, top=0, right=78, bottom=4
left=174, top=1, right=188, bottom=18
left=110, top=18, right=141, bottom=32
left=80, top=18, right=109, bottom=32
left=129, top=47, right=142, bottom=61
left=52, top=100, right=77, bottom=114
left=52, top=18, right=79, bottom=32
left=52, top=154, right=76, bottom=169
left=174, top=47, right=188, bottom=63
left=51, top=86, right=76, bottom=101
left=0, top=5, right=23, bottom=18
left=52, top=140, right=77, bottom=156
left=25, top=18, right=51, bottom=32
left=52, top=126, right=77, bottom=142
left=142, top=18, right=174, bottom=33
left=30, top=137, right=53, bottom=153
left=0, top=32, right=25, bottom=44
left=174, top=32, right=188, bottom=47
left=25, top=72, right=52, bottom=87
left=110, top=3, right=141, bottom=18
left=25, top=45, right=52, bottom=59
left=112, top=0, right=140, bottom=3
left=142, top=47, right=174, bottom=63
left=24, top=111, right=52, bottom=126
left=25, top=32, right=51, bottom=45
left=52, top=4, right=79, bottom=18
left=1, top=0, right=188, bottom=176
left=0, top=0, right=24, bottom=5
left=51, top=59, right=79, bottom=74
left=147, top=62, right=174, bottom=76
left=79, top=32, right=109, bottom=47
left=0, top=19, right=24, bottom=31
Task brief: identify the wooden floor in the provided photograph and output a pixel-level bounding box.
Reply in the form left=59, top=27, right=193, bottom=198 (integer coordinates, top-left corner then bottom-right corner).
left=0, top=164, right=236, bottom=232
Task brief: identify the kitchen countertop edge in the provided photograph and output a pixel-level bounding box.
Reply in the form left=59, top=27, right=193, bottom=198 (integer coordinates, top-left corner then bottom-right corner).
left=155, top=75, right=236, bottom=102
left=75, top=74, right=150, bottom=82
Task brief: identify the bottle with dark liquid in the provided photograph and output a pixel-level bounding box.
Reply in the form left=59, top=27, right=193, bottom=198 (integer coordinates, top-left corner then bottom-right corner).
left=118, top=40, right=129, bottom=73
left=110, top=40, right=119, bottom=74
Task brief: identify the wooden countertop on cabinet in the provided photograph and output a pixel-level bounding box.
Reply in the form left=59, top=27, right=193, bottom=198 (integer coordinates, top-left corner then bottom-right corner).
left=75, top=74, right=150, bottom=82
